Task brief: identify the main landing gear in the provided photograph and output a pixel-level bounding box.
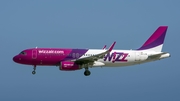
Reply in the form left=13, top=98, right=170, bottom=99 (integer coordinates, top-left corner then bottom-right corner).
left=32, top=65, right=36, bottom=75
left=84, top=68, right=91, bottom=76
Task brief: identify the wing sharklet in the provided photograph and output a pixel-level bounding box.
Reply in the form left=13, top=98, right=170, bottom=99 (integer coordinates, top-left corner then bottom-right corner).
left=108, top=41, right=116, bottom=52
left=103, top=45, right=106, bottom=50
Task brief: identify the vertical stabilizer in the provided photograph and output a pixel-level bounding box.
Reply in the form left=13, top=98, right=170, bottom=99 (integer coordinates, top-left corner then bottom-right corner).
left=138, top=26, right=168, bottom=52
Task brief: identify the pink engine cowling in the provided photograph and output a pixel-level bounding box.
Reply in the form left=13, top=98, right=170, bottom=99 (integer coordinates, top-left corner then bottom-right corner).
left=59, top=61, right=81, bottom=71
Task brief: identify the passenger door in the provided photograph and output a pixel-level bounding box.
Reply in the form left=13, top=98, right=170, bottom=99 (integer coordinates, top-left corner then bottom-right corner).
left=32, top=49, right=37, bottom=59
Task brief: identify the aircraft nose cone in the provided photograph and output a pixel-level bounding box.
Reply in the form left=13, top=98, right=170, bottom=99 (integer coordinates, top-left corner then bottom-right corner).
left=13, top=56, right=17, bottom=62
left=13, top=56, right=19, bottom=63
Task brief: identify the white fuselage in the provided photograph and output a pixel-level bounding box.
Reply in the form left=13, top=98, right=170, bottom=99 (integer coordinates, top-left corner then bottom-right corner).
left=79, top=49, right=170, bottom=68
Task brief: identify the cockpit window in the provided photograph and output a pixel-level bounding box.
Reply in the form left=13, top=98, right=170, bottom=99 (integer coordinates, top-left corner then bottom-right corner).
left=19, top=51, right=26, bottom=55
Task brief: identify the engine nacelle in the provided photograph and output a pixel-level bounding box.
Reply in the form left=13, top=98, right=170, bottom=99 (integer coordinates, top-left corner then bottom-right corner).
left=59, top=61, right=81, bottom=71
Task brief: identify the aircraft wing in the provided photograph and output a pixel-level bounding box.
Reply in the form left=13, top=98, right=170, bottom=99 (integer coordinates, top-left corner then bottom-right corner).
left=73, top=42, right=116, bottom=65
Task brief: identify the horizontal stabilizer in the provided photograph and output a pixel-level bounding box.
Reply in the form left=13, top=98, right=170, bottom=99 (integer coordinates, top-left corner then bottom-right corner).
left=148, top=52, right=170, bottom=60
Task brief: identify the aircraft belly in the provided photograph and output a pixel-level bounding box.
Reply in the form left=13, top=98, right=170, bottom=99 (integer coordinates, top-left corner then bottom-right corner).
left=103, top=62, right=136, bottom=67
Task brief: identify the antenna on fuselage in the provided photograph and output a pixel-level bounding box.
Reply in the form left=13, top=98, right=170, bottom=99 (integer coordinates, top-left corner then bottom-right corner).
left=35, top=46, right=38, bottom=49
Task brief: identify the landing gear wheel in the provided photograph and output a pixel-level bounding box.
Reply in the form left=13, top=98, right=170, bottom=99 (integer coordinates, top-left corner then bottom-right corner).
left=84, top=70, right=91, bottom=76
left=32, top=65, right=36, bottom=75
left=32, top=71, right=36, bottom=75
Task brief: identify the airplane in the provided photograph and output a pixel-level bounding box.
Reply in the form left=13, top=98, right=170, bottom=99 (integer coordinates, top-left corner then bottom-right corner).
left=13, top=26, right=170, bottom=76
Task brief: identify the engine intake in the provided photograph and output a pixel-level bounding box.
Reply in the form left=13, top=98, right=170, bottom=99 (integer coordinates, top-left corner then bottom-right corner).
left=59, top=61, right=81, bottom=71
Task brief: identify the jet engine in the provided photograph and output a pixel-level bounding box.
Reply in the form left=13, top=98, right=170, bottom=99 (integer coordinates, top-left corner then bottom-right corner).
left=59, top=61, right=81, bottom=71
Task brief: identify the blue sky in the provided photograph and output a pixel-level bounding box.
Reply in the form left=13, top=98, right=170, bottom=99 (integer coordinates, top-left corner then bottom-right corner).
left=0, top=0, right=179, bottom=101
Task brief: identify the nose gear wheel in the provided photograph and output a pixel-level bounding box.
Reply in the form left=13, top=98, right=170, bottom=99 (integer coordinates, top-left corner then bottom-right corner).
left=32, top=65, right=36, bottom=75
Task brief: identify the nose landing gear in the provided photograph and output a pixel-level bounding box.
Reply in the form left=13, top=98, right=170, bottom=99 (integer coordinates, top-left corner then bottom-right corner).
left=32, top=71, right=36, bottom=74
left=32, top=65, right=36, bottom=75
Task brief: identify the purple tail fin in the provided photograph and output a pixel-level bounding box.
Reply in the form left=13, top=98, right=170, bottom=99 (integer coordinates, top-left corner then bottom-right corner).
left=138, top=26, right=168, bottom=52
